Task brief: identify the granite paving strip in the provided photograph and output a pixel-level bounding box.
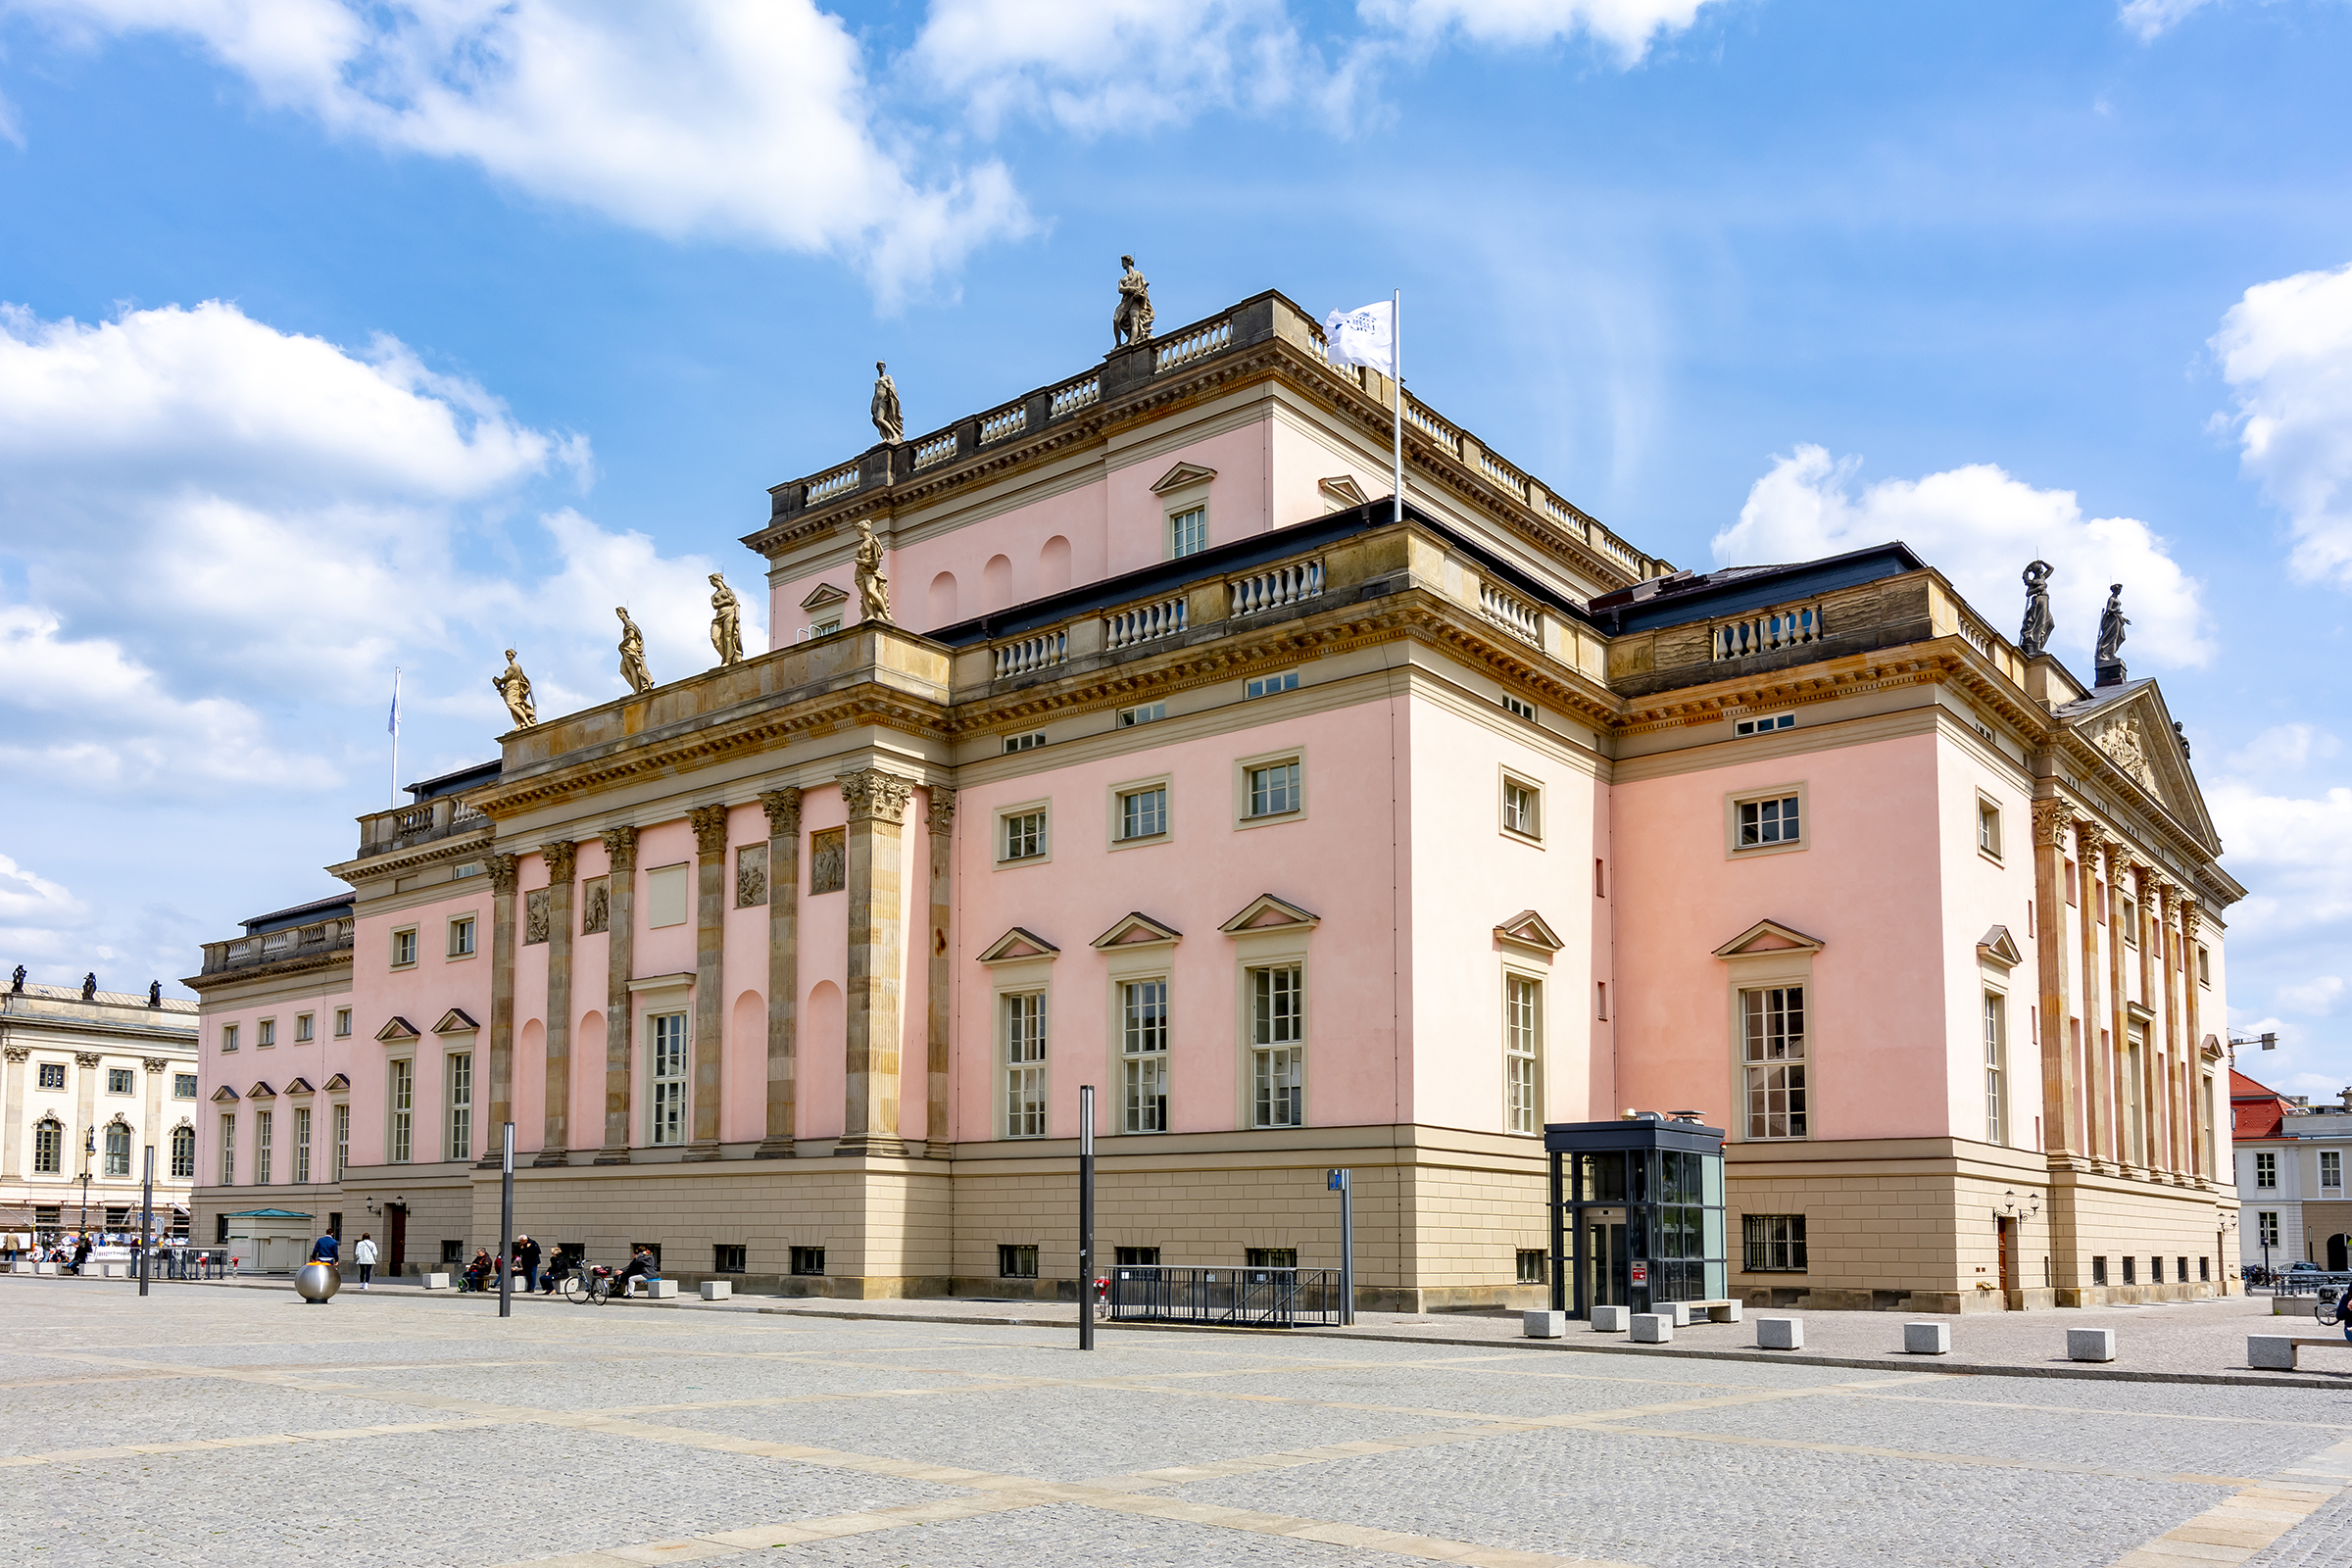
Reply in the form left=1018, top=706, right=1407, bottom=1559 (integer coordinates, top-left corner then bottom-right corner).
left=2107, top=1439, right=2352, bottom=1567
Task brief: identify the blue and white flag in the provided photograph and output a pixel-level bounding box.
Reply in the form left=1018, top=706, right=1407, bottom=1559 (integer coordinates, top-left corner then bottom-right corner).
left=1322, top=301, right=1396, bottom=376
left=387, top=667, right=401, bottom=735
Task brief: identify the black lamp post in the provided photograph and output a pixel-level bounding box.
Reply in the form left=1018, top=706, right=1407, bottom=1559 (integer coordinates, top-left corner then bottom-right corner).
left=77, top=1125, right=95, bottom=1235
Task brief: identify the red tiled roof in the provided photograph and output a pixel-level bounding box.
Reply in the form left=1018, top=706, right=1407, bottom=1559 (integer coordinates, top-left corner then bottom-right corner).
left=2232, top=1068, right=2290, bottom=1140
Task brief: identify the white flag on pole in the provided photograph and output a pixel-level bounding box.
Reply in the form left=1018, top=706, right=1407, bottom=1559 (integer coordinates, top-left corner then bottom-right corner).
left=1322, top=301, right=1396, bottom=376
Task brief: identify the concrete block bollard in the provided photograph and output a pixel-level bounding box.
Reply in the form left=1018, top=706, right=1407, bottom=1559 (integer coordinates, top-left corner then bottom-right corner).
left=1903, top=1321, right=1950, bottom=1354
left=1719, top=1300, right=1744, bottom=1324
left=1631, top=1313, right=1674, bottom=1344
left=1591, top=1304, right=1630, bottom=1332
left=2067, top=1328, right=2116, bottom=1362
left=1757, top=1316, right=1803, bottom=1350
left=1522, top=1309, right=1565, bottom=1339
left=700, top=1281, right=732, bottom=1302
left=2248, top=1336, right=2296, bottom=1370
left=421, top=1272, right=451, bottom=1290
left=1660, top=1301, right=1691, bottom=1327
left=644, top=1278, right=678, bottom=1299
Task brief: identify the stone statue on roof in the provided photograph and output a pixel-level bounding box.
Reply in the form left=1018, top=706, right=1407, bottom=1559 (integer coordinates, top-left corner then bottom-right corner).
left=148, top=981, right=162, bottom=1007
left=870, top=362, right=903, bottom=445
left=2095, top=582, right=2129, bottom=684
left=1113, top=255, right=1154, bottom=346
left=81, top=972, right=97, bottom=1001
left=854, top=518, right=891, bottom=624
left=493, top=649, right=537, bottom=729
left=616, top=608, right=654, bottom=694
left=11, top=964, right=24, bottom=994
left=710, top=574, right=744, bottom=666
left=2019, top=560, right=2053, bottom=657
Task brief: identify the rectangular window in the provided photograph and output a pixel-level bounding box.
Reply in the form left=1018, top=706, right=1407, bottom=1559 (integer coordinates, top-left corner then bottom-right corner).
left=1115, top=1246, right=1160, bottom=1266
left=256, top=1110, right=272, bottom=1185
left=2200, top=1255, right=2210, bottom=1282
left=791, top=1246, right=826, bottom=1276
left=170, top=1125, right=195, bottom=1179
left=257, top=1018, right=275, bottom=1048
left=334, top=1102, right=350, bottom=1181
left=2259, top=1211, right=2279, bottom=1247
left=1735, top=713, right=1796, bottom=736
left=2125, top=1026, right=2147, bottom=1166
left=2122, top=897, right=2138, bottom=947
left=391, top=928, right=417, bottom=967
left=104, top=1122, right=130, bottom=1177
left=2150, top=1256, right=2164, bottom=1285
left=2065, top=859, right=2078, bottom=906
left=648, top=1013, right=687, bottom=1145
left=1504, top=975, right=1540, bottom=1135
left=1247, top=760, right=1301, bottom=818
left=1004, top=993, right=1047, bottom=1138
left=389, top=1060, right=413, bottom=1163
left=1001, top=809, right=1048, bottom=862
left=2091, top=1255, right=2108, bottom=1286
left=1984, top=993, right=2007, bottom=1147
left=294, top=1105, right=312, bottom=1185
left=2196, top=944, right=2211, bottom=987
left=1120, top=979, right=1169, bottom=1134
left=808, top=617, right=841, bottom=638
left=1003, top=731, right=1047, bottom=753
left=1596, top=981, right=1608, bottom=1020
left=38, top=1059, right=67, bottom=1087
left=220, top=1114, right=236, bottom=1185
left=1251, top=964, right=1304, bottom=1128
left=2256, top=1150, right=2278, bottom=1189
left=446, top=1052, right=473, bottom=1162
left=1246, top=1248, right=1298, bottom=1269
left=334, top=1007, right=353, bottom=1038
left=173, top=1072, right=197, bottom=1099
left=1736, top=795, right=1802, bottom=849
left=295, top=1012, right=314, bottom=1043
left=1741, top=986, right=1807, bottom=1140
left=1246, top=670, right=1299, bottom=700
left=2123, top=1256, right=2136, bottom=1285
left=712, top=1244, right=747, bottom=1274
left=107, top=1067, right=134, bottom=1095
left=1742, top=1213, right=1809, bottom=1272
left=647, top=864, right=690, bottom=928
left=1501, top=694, right=1537, bottom=721
left=1117, top=786, right=1168, bottom=842
left=1168, top=506, right=1207, bottom=558
left=1117, top=702, right=1166, bottom=728
left=1594, top=858, right=1606, bottom=898
left=1978, top=800, right=2002, bottom=858
left=2325, top=1151, right=2342, bottom=1191
left=33, top=1120, right=62, bottom=1174
left=1502, top=776, right=1541, bottom=840
left=999, top=1244, right=1039, bottom=1279
left=2200, top=1074, right=2216, bottom=1178
left=1516, top=1249, right=1547, bottom=1284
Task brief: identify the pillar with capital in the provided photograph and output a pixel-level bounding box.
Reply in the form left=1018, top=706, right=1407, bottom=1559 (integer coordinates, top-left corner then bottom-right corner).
left=2031, top=797, right=2078, bottom=1159
left=597, top=826, right=639, bottom=1163
left=838, top=766, right=913, bottom=1156
left=756, top=788, right=803, bottom=1158
left=537, top=840, right=579, bottom=1165
left=484, top=853, right=519, bottom=1165
left=688, top=805, right=730, bottom=1159
left=925, top=786, right=955, bottom=1157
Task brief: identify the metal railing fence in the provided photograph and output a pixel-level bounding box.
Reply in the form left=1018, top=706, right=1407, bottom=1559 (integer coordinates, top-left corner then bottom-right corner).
left=1104, top=1266, right=1343, bottom=1328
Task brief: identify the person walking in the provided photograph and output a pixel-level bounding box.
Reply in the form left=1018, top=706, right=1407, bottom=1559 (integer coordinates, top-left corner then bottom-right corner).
left=514, top=1234, right=542, bottom=1295
left=353, top=1232, right=377, bottom=1290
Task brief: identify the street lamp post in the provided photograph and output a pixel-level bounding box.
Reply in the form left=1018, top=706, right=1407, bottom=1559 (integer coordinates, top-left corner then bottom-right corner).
left=78, top=1125, right=95, bottom=1236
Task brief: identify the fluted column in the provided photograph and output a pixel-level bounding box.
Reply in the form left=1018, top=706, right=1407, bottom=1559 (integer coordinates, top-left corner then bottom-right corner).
left=484, top=853, right=519, bottom=1166
left=838, top=767, right=913, bottom=1156
left=687, top=805, right=729, bottom=1159
left=925, top=786, right=956, bottom=1158
left=596, top=826, right=639, bottom=1164
left=2, top=1047, right=25, bottom=1178
left=2032, top=799, right=2078, bottom=1158
left=756, top=788, right=803, bottom=1158
left=2182, top=898, right=2208, bottom=1179
left=2075, top=821, right=2108, bottom=1163
left=536, top=841, right=578, bottom=1165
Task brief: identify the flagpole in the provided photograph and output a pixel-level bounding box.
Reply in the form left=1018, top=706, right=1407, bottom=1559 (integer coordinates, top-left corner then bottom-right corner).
left=1392, top=289, right=1404, bottom=526
left=388, top=666, right=401, bottom=808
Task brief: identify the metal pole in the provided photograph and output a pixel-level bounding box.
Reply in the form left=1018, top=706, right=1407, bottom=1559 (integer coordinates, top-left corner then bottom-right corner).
left=498, top=1121, right=514, bottom=1319
left=140, top=1147, right=154, bottom=1297
left=1078, top=1085, right=1095, bottom=1351
left=1391, top=289, right=1403, bottom=526
left=1335, top=1168, right=1355, bottom=1325
left=1548, top=1151, right=1566, bottom=1315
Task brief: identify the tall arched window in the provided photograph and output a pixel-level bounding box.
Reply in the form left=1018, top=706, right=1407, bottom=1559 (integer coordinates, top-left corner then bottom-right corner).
left=32, top=1117, right=62, bottom=1175
left=104, top=1120, right=132, bottom=1177
left=170, top=1124, right=196, bottom=1179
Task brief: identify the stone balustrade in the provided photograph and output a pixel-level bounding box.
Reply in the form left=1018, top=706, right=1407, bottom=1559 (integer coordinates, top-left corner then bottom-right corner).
left=993, top=629, right=1067, bottom=680
left=356, top=793, right=494, bottom=859
left=1103, top=595, right=1189, bottom=652
left=1229, top=559, right=1324, bottom=617
left=1712, top=604, right=1824, bottom=662
left=1479, top=580, right=1543, bottom=645
left=201, top=917, right=354, bottom=976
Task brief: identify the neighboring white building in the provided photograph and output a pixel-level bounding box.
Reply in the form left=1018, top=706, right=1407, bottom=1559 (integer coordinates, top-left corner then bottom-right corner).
left=2232, top=1068, right=2352, bottom=1271
left=1, top=976, right=199, bottom=1242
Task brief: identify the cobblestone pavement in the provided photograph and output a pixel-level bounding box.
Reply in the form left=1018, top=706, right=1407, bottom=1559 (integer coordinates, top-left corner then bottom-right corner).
left=8, top=1278, right=2352, bottom=1568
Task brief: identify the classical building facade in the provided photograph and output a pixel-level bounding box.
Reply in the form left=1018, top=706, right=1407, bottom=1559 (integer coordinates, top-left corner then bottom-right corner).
left=192, top=287, right=2244, bottom=1309
left=2, top=976, right=199, bottom=1238
left=2232, top=1069, right=2352, bottom=1272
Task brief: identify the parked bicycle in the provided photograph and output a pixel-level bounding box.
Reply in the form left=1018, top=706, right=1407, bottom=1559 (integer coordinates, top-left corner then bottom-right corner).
left=560, top=1262, right=616, bottom=1304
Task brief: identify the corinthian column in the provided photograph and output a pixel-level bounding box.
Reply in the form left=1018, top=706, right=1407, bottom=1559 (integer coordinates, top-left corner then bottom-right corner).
left=756, top=788, right=803, bottom=1158
left=926, top=787, right=956, bottom=1158
left=484, top=853, right=519, bottom=1167
left=536, top=840, right=578, bottom=1165
left=837, top=767, right=913, bottom=1156
left=2031, top=798, right=2077, bottom=1158
left=687, top=805, right=730, bottom=1159
left=596, top=826, right=639, bottom=1164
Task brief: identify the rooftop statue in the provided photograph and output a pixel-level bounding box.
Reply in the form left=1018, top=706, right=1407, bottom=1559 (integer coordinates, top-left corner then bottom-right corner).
left=710, top=574, right=744, bottom=666
left=2019, top=560, right=2054, bottom=657
left=80, top=971, right=97, bottom=1001
left=11, top=963, right=24, bottom=993
left=854, top=518, right=892, bottom=624
left=148, top=980, right=162, bottom=1007
left=2095, top=582, right=2129, bottom=684
left=1113, top=255, right=1154, bottom=346
left=492, top=649, right=537, bottom=728
left=616, top=607, right=654, bottom=695
left=870, top=361, right=903, bottom=445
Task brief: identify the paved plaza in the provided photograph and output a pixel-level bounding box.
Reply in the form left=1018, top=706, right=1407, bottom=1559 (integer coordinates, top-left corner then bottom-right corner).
left=8, top=1279, right=2352, bottom=1568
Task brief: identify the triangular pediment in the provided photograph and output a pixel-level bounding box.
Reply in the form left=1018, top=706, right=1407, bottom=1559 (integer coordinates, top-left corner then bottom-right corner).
left=2055, top=682, right=2217, bottom=854
left=1091, top=912, right=1182, bottom=950
left=433, top=1007, right=479, bottom=1035
left=1494, top=910, right=1565, bottom=954
left=374, top=1015, right=419, bottom=1043
left=1318, top=474, right=1369, bottom=512
left=977, top=926, right=1060, bottom=964
left=246, top=1081, right=275, bottom=1101
left=283, top=1077, right=315, bottom=1096
left=322, top=1073, right=350, bottom=1092
left=1219, top=894, right=1320, bottom=935
left=211, top=1085, right=240, bottom=1103
left=800, top=582, right=850, bottom=612
left=1150, top=461, right=1218, bottom=495
left=1713, top=918, right=1827, bottom=958
left=1977, top=925, right=2024, bottom=969
left=2202, top=1033, right=2227, bottom=1063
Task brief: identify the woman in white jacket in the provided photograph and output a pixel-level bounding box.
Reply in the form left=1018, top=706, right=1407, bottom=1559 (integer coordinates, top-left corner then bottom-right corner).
left=353, top=1233, right=378, bottom=1290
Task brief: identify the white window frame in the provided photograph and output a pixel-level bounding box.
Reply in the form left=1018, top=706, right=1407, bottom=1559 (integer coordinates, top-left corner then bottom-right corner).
left=2258, top=1210, right=2280, bottom=1248
left=294, top=1104, right=313, bottom=1185
left=1116, top=701, right=1167, bottom=728
left=1727, top=784, right=1807, bottom=858
left=1740, top=985, right=1808, bottom=1141
left=1983, top=990, right=2007, bottom=1147
left=220, top=1023, right=238, bottom=1053
left=447, top=915, right=477, bottom=958
left=295, top=1011, right=315, bottom=1043
left=1501, top=693, right=1537, bottom=722
left=446, top=1051, right=473, bottom=1163
left=1235, top=747, right=1306, bottom=827
left=335, top=1006, right=353, bottom=1038
left=1248, top=963, right=1306, bottom=1129
left=1002, top=991, right=1049, bottom=1139
left=647, top=1012, right=688, bottom=1146
left=1503, top=970, right=1543, bottom=1135
left=1977, top=794, right=2004, bottom=862
left=170, top=1124, right=195, bottom=1180
left=1168, top=504, right=1208, bottom=559
left=2125, top=1023, right=2147, bottom=1166
left=2255, top=1150, right=2278, bottom=1190
left=333, top=1102, right=350, bottom=1181
left=257, top=1017, right=275, bottom=1048
left=1110, top=776, right=1171, bottom=847
left=1118, top=977, right=1170, bottom=1135
left=391, top=927, right=418, bottom=968
left=255, top=1108, right=273, bottom=1185
left=2326, top=1151, right=2343, bottom=1192
left=388, top=1058, right=414, bottom=1164
left=996, top=801, right=1052, bottom=866
left=220, top=1113, right=236, bottom=1186
left=1500, top=769, right=1543, bottom=845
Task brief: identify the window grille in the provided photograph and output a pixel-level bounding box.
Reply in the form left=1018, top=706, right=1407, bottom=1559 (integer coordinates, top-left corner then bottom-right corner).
left=294, top=1106, right=312, bottom=1185
left=1984, top=993, right=2006, bottom=1147
left=447, top=1052, right=473, bottom=1162
left=791, top=1247, right=826, bottom=1276
left=220, top=1113, right=238, bottom=1184
left=170, top=1125, right=195, bottom=1179
left=1742, top=1213, right=1808, bottom=1271
left=1169, top=506, right=1207, bottom=558
left=1504, top=976, right=1540, bottom=1135
left=1118, top=787, right=1167, bottom=841
left=256, top=1110, right=272, bottom=1185
left=999, top=1244, right=1039, bottom=1278
left=1737, top=795, right=1800, bottom=848
left=1246, top=1248, right=1298, bottom=1268
left=1004, top=993, right=1047, bottom=1137
left=1115, top=1246, right=1160, bottom=1266
left=1121, top=980, right=1168, bottom=1133
left=712, top=1245, right=747, bottom=1274
left=30, top=1117, right=60, bottom=1175
left=1002, top=810, right=1047, bottom=860
left=107, top=1067, right=134, bottom=1094
left=2325, top=1151, right=2342, bottom=1191
left=104, top=1122, right=130, bottom=1177
left=2256, top=1151, right=2277, bottom=1189
left=2258, top=1212, right=2279, bottom=1247
left=1516, top=1249, right=1547, bottom=1284
left=1741, top=986, right=1807, bottom=1139
left=389, top=1060, right=412, bottom=1163
left=1251, top=965, right=1304, bottom=1128
left=1248, top=761, right=1300, bottom=817
left=39, top=1059, right=68, bottom=1086
left=649, top=1014, right=687, bottom=1145
left=175, top=1072, right=197, bottom=1099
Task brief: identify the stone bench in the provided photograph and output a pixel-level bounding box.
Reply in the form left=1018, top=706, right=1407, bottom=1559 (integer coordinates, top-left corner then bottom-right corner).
left=628, top=1278, right=677, bottom=1299
left=1666, top=1298, right=1741, bottom=1325
left=2248, top=1334, right=2352, bottom=1371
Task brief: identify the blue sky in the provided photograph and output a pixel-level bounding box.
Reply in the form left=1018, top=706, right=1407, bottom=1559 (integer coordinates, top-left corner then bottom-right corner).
left=2, top=0, right=2349, bottom=1096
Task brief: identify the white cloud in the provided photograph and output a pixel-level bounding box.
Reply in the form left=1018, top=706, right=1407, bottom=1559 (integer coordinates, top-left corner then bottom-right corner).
left=17, top=0, right=1027, bottom=296
left=0, top=855, right=89, bottom=953
left=2279, top=975, right=2348, bottom=1014
left=2208, top=778, right=2352, bottom=937
left=2118, top=0, right=2219, bottom=39
left=1360, top=0, right=1719, bottom=59
left=1712, top=444, right=2213, bottom=670
left=2228, top=723, right=2342, bottom=776
left=2213, top=260, right=2352, bottom=586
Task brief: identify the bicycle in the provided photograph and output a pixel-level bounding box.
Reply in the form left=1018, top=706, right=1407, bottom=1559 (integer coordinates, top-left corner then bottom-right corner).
left=560, top=1263, right=615, bottom=1304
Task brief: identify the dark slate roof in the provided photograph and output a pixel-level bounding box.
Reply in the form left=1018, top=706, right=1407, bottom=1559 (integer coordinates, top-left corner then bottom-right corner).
left=404, top=759, right=503, bottom=802
left=240, top=895, right=354, bottom=935
left=1586, top=542, right=1928, bottom=634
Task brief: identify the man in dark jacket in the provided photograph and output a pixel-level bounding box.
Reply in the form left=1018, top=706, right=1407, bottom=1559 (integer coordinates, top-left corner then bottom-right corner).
left=71, top=1234, right=91, bottom=1275
left=514, top=1234, right=542, bottom=1294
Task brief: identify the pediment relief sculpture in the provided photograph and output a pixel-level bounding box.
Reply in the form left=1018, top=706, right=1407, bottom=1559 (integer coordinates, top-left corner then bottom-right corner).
left=2097, top=714, right=2157, bottom=792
